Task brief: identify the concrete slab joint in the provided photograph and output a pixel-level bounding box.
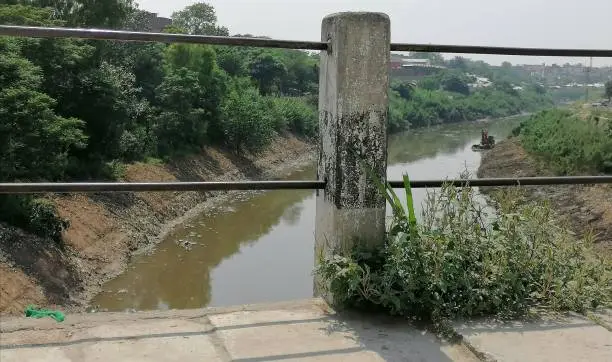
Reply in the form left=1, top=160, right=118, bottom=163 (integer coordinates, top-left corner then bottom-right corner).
left=314, top=12, right=390, bottom=302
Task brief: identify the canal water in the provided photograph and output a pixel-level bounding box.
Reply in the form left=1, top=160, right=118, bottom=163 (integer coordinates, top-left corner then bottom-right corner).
left=92, top=117, right=522, bottom=311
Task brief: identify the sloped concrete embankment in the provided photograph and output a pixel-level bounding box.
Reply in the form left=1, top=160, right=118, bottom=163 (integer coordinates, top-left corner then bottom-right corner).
left=0, top=135, right=316, bottom=315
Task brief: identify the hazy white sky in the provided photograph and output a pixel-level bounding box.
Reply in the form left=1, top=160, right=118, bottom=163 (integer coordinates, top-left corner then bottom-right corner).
left=136, top=0, right=612, bottom=67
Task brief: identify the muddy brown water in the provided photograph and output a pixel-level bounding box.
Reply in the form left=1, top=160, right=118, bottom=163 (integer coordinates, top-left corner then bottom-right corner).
left=92, top=117, right=523, bottom=311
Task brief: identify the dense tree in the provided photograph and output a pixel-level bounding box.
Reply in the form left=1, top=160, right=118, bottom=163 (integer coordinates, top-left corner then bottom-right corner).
left=171, top=2, right=229, bottom=36
left=605, top=80, right=612, bottom=101
left=215, top=46, right=248, bottom=77
left=391, top=80, right=416, bottom=100
left=156, top=43, right=228, bottom=152
left=0, top=1, right=319, bottom=241
left=221, top=85, right=275, bottom=152
left=494, top=80, right=519, bottom=96
left=388, top=78, right=552, bottom=130
left=11, top=0, right=133, bottom=28
left=72, top=62, right=153, bottom=162
left=442, top=73, right=470, bottom=96
left=250, top=53, right=287, bottom=95
left=278, top=51, right=318, bottom=96
left=0, top=42, right=87, bottom=181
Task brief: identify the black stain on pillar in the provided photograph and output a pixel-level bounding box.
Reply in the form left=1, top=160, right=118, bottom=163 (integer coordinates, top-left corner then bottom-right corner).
left=321, top=111, right=386, bottom=210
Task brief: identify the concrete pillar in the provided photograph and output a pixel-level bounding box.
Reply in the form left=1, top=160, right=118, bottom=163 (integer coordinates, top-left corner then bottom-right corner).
left=314, top=13, right=390, bottom=302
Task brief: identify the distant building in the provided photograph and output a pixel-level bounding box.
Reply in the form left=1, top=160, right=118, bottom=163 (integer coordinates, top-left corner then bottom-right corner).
left=142, top=11, right=172, bottom=32
left=389, top=54, right=445, bottom=80
left=468, top=76, right=492, bottom=89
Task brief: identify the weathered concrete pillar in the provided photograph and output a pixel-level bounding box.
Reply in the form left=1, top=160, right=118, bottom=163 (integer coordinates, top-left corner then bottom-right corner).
left=314, top=13, right=390, bottom=301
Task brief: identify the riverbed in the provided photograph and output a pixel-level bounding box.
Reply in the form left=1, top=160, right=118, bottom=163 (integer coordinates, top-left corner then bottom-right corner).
left=92, top=117, right=523, bottom=311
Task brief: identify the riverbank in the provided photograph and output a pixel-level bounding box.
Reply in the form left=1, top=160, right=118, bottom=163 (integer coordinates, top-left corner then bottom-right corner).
left=478, top=138, right=612, bottom=255
left=0, top=135, right=316, bottom=316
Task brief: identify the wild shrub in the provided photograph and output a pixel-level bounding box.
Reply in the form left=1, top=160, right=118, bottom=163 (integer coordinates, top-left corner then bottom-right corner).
left=518, top=109, right=612, bottom=174
left=315, top=175, right=611, bottom=322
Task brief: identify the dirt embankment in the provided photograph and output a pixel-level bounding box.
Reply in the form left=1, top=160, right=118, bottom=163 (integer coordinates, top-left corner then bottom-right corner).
left=478, top=138, right=612, bottom=254
left=0, top=135, right=316, bottom=315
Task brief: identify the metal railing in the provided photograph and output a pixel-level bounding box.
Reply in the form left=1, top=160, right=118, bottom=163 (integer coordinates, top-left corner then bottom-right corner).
left=1, top=25, right=612, bottom=57
left=1, top=176, right=611, bottom=194
left=0, top=24, right=611, bottom=194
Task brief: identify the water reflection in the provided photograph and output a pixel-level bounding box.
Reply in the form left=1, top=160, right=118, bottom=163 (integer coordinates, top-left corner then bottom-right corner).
left=93, top=117, right=524, bottom=311
left=93, top=167, right=316, bottom=311
left=387, top=117, right=523, bottom=218
left=388, top=117, right=522, bottom=165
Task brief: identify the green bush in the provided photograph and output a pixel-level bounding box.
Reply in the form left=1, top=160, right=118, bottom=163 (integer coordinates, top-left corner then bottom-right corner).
left=0, top=195, right=68, bottom=246
left=315, top=175, right=611, bottom=322
left=518, top=109, right=612, bottom=174
left=388, top=85, right=553, bottom=131
left=28, top=198, right=69, bottom=245
left=221, top=87, right=275, bottom=153
left=101, top=160, right=127, bottom=180
left=271, top=97, right=317, bottom=137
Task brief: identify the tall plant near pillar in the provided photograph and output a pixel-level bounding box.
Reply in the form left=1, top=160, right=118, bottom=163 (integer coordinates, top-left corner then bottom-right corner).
left=314, top=174, right=611, bottom=322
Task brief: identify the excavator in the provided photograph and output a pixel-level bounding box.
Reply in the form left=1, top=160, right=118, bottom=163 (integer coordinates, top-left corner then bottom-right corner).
left=472, top=129, right=496, bottom=151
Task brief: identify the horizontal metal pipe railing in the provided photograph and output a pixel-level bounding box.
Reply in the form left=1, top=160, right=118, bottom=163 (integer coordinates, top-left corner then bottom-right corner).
left=0, top=25, right=328, bottom=50
left=0, top=181, right=326, bottom=194
left=388, top=176, right=612, bottom=188
left=389, top=43, right=612, bottom=57
left=1, top=176, right=611, bottom=194
left=1, top=25, right=611, bottom=57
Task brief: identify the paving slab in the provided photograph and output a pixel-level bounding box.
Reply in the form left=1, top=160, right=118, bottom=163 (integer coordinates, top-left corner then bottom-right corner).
left=588, top=309, right=612, bottom=330
left=1, top=298, right=476, bottom=362
left=208, top=308, right=477, bottom=361
left=454, top=312, right=612, bottom=362
left=0, top=316, right=221, bottom=362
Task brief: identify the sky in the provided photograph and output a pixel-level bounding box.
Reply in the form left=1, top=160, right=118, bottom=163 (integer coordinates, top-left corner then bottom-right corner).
left=136, top=0, right=612, bottom=67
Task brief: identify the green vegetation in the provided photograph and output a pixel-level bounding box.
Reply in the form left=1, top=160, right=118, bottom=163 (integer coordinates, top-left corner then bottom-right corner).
left=0, top=1, right=317, bottom=241
left=388, top=55, right=555, bottom=132
left=515, top=109, right=612, bottom=174
left=0, top=2, right=574, bottom=245
left=315, top=175, right=611, bottom=324
left=388, top=75, right=553, bottom=132
left=606, top=80, right=612, bottom=101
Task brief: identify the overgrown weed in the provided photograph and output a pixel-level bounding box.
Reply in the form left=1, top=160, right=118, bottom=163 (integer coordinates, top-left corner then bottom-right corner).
left=315, top=174, right=611, bottom=324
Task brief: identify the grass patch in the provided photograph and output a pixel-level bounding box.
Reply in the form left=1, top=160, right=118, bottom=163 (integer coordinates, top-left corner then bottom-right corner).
left=515, top=108, right=612, bottom=174
left=314, top=174, right=611, bottom=324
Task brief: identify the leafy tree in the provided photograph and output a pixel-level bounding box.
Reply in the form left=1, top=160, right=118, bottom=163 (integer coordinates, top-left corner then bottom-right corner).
left=11, top=0, right=134, bottom=28
left=221, top=85, right=275, bottom=152
left=171, top=2, right=229, bottom=36
left=278, top=50, right=318, bottom=96
left=0, top=1, right=324, bottom=241
left=605, top=80, right=612, bottom=101
left=419, top=76, right=441, bottom=91
left=0, top=37, right=86, bottom=242
left=155, top=68, right=209, bottom=154
left=156, top=43, right=227, bottom=153
left=215, top=46, right=248, bottom=77
left=391, top=80, right=416, bottom=100
left=494, top=80, right=519, bottom=96
left=442, top=73, right=470, bottom=95
left=0, top=40, right=87, bottom=181
left=271, top=97, right=317, bottom=136
left=250, top=52, right=287, bottom=95
left=65, top=62, right=152, bottom=165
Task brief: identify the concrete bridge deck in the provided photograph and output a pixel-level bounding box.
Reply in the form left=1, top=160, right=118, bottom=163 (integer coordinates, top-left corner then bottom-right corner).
left=1, top=299, right=610, bottom=361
